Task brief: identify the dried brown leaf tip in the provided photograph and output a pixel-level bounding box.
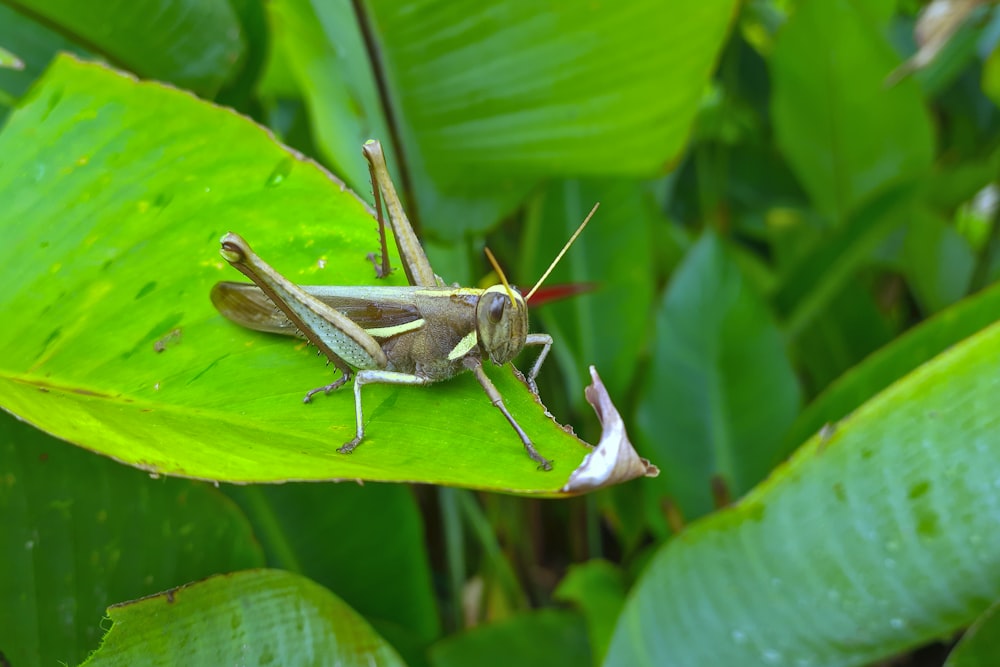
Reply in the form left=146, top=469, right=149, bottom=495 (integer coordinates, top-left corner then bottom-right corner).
left=561, top=366, right=659, bottom=494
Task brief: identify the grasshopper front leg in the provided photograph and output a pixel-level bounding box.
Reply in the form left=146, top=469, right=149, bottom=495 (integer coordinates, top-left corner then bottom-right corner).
left=340, top=364, right=552, bottom=470
left=464, top=357, right=553, bottom=471
left=524, top=333, right=553, bottom=395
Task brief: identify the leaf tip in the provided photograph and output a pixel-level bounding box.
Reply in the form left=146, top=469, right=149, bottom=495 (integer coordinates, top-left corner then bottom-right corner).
left=560, top=366, right=658, bottom=494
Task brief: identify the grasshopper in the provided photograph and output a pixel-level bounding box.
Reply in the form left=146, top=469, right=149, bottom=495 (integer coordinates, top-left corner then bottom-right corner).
left=211, top=140, right=596, bottom=470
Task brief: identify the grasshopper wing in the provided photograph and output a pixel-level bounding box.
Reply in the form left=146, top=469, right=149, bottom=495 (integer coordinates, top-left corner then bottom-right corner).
left=211, top=281, right=424, bottom=337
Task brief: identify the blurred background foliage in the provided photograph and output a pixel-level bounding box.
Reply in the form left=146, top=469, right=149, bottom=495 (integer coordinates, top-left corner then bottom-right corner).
left=2, top=0, right=1000, bottom=665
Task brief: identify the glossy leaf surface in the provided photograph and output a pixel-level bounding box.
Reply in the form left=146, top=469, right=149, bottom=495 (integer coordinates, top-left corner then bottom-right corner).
left=607, top=318, right=1000, bottom=666
left=82, top=570, right=405, bottom=667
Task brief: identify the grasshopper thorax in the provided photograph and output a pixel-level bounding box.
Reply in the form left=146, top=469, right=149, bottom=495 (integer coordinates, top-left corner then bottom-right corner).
left=476, top=284, right=528, bottom=366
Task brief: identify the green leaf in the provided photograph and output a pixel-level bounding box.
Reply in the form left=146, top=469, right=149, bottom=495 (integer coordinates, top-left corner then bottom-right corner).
left=783, top=279, right=1000, bottom=457
left=82, top=569, right=406, bottom=666
left=773, top=181, right=916, bottom=335
left=985, top=42, right=1000, bottom=108
left=376, top=0, right=738, bottom=178
left=0, top=412, right=264, bottom=667
left=606, top=317, right=1000, bottom=667
left=553, top=560, right=627, bottom=664
left=272, top=0, right=529, bottom=238
left=944, top=600, right=1000, bottom=667
left=636, top=232, right=801, bottom=520
left=225, top=483, right=440, bottom=646
left=13, top=0, right=245, bottom=97
left=286, top=0, right=739, bottom=237
left=771, top=0, right=934, bottom=222
left=216, top=0, right=270, bottom=108
left=0, top=3, right=91, bottom=108
left=430, top=609, right=591, bottom=667
left=0, top=55, right=634, bottom=495
left=902, top=208, right=976, bottom=313
left=794, top=280, right=895, bottom=394
left=854, top=0, right=896, bottom=26
left=397, top=0, right=737, bottom=236
left=265, top=0, right=393, bottom=196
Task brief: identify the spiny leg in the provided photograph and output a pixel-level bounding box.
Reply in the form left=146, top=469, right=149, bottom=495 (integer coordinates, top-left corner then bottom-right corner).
left=339, top=369, right=432, bottom=454
left=464, top=357, right=553, bottom=471
left=218, top=234, right=387, bottom=394
left=361, top=141, right=440, bottom=287
left=366, top=146, right=393, bottom=279
left=524, top=333, right=553, bottom=395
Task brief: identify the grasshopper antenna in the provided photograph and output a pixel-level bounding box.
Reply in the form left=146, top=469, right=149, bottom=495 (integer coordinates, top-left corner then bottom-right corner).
left=524, top=202, right=599, bottom=302
left=484, top=246, right=517, bottom=305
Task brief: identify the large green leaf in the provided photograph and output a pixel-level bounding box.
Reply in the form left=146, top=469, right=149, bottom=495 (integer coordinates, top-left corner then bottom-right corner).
left=283, top=0, right=739, bottom=237
left=554, top=560, right=628, bottom=665
left=225, top=483, right=441, bottom=649
left=82, top=569, right=406, bottom=666
left=783, top=279, right=1000, bottom=457
left=0, top=412, right=264, bottom=667
left=605, top=317, right=1000, bottom=666
left=636, top=232, right=801, bottom=521
left=0, top=55, right=650, bottom=495
left=264, top=0, right=393, bottom=196
left=430, top=609, right=590, bottom=667
left=771, top=0, right=934, bottom=222
left=902, top=207, right=977, bottom=314
left=11, top=0, right=245, bottom=97
left=944, top=600, right=1000, bottom=667
left=375, top=0, right=737, bottom=178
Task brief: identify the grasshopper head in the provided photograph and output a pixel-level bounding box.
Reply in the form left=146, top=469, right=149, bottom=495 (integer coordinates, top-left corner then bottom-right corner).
left=476, top=284, right=528, bottom=365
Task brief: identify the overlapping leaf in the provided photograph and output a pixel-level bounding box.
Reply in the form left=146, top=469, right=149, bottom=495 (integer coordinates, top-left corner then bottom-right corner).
left=11, top=0, right=244, bottom=96
left=0, top=413, right=263, bottom=667
left=82, top=570, right=405, bottom=666
left=606, top=317, right=1000, bottom=666
left=275, top=0, right=740, bottom=236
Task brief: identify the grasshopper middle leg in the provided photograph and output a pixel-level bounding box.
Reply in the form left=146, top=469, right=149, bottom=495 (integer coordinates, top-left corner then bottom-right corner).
left=303, top=370, right=353, bottom=403
left=339, top=370, right=433, bottom=454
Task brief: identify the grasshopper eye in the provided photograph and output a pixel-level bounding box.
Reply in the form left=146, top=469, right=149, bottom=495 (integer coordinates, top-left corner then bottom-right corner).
left=476, top=285, right=527, bottom=366
left=487, top=295, right=506, bottom=324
